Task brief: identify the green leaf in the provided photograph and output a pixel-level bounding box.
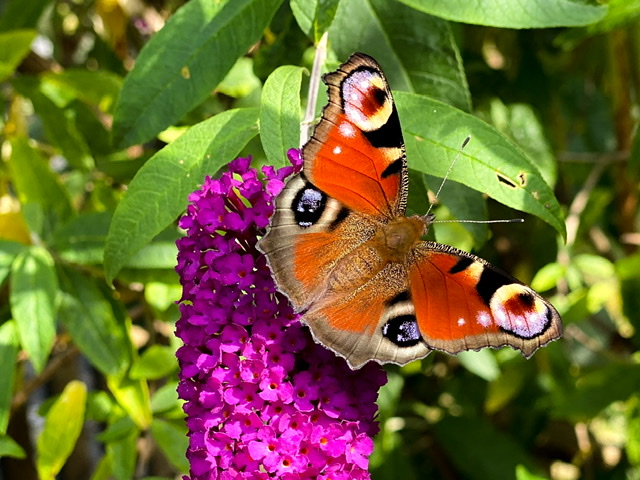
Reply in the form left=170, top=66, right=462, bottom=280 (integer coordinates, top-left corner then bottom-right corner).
left=10, top=246, right=58, bottom=373
left=150, top=418, right=189, bottom=472
left=51, top=212, right=112, bottom=265
left=104, top=108, right=259, bottom=283
left=329, top=0, right=471, bottom=111
left=151, top=382, right=182, bottom=415
left=531, top=262, right=566, bottom=292
left=489, top=100, right=557, bottom=187
left=126, top=231, right=180, bottom=270
left=552, top=364, right=640, bottom=421
left=0, top=29, right=37, bottom=81
left=105, top=422, right=138, bottom=480
left=516, top=465, right=550, bottom=480
left=628, top=408, right=640, bottom=466
left=36, top=381, right=87, bottom=480
left=42, top=69, right=122, bottom=113
left=107, top=374, right=152, bottom=430
left=7, top=137, right=73, bottom=226
left=434, top=415, right=539, bottom=479
left=0, top=322, right=19, bottom=434
left=485, top=361, right=528, bottom=414
left=260, top=65, right=304, bottom=166
left=0, top=240, right=25, bottom=285
left=573, top=253, right=615, bottom=281
left=145, top=282, right=182, bottom=312
left=456, top=350, right=500, bottom=381
left=0, top=0, right=52, bottom=31
left=397, top=0, right=607, bottom=28
left=111, top=0, right=283, bottom=147
left=57, top=267, right=131, bottom=375
left=555, top=0, right=640, bottom=49
left=130, top=345, right=177, bottom=380
left=11, top=79, right=94, bottom=170
left=314, top=0, right=340, bottom=42
left=217, top=57, right=261, bottom=98
left=0, top=434, right=25, bottom=459
left=290, top=0, right=315, bottom=35
left=396, top=92, right=566, bottom=239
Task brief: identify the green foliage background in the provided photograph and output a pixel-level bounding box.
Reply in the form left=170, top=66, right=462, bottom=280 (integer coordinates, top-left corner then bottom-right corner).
left=0, top=0, right=639, bottom=479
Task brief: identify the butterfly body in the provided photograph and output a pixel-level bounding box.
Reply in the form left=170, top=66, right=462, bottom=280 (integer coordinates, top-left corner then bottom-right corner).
left=258, top=53, right=562, bottom=369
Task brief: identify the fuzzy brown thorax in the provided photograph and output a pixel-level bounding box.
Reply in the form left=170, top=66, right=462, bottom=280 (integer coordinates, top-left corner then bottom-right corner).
left=371, top=216, right=427, bottom=262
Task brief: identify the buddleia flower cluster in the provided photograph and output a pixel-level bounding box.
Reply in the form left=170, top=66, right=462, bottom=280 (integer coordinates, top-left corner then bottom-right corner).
left=175, top=151, right=387, bottom=479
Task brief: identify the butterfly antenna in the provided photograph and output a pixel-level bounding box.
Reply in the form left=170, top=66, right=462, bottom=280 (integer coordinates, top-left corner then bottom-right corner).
left=425, top=137, right=524, bottom=225
left=432, top=218, right=524, bottom=224
left=300, top=32, right=328, bottom=146
left=425, top=135, right=471, bottom=217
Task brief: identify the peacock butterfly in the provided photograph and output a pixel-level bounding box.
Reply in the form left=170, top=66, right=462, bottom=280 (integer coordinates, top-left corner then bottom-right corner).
left=258, top=53, right=562, bottom=369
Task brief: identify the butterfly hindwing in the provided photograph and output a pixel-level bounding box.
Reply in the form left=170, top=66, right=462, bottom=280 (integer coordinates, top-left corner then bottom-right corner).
left=407, top=243, right=562, bottom=357
left=303, top=260, right=431, bottom=368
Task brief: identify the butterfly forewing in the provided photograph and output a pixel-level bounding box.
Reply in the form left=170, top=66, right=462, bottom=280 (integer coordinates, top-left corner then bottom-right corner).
left=302, top=53, right=409, bottom=220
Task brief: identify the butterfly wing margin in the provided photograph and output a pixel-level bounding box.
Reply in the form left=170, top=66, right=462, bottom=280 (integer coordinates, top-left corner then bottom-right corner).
left=408, top=242, right=563, bottom=356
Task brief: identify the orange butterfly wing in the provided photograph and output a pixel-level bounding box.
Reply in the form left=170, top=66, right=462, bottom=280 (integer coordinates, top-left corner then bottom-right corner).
left=406, top=243, right=562, bottom=358
left=303, top=53, right=408, bottom=219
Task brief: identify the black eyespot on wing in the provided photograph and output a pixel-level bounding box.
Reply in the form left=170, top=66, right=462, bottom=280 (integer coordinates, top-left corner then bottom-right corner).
left=386, top=290, right=411, bottom=306
left=476, top=267, right=513, bottom=306
left=381, top=157, right=404, bottom=179
left=372, top=85, right=388, bottom=108
left=292, top=184, right=327, bottom=228
left=518, top=291, right=535, bottom=307
left=382, top=314, right=422, bottom=347
left=449, top=256, right=474, bottom=274
left=329, top=207, right=350, bottom=231
left=363, top=106, right=404, bottom=149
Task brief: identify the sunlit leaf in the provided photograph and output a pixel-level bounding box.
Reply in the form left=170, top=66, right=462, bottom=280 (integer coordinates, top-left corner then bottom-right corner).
left=0, top=434, right=25, bottom=459
left=104, top=108, right=259, bottom=283
left=397, top=0, right=607, bottom=28
left=396, top=92, right=566, bottom=238
left=112, top=0, right=283, bottom=147
left=130, top=345, right=177, bottom=380
left=260, top=65, right=304, bottom=166
left=0, top=322, right=18, bottom=434
left=36, top=381, right=87, bottom=480
left=0, top=29, right=37, bottom=81
left=106, top=374, right=152, bottom=430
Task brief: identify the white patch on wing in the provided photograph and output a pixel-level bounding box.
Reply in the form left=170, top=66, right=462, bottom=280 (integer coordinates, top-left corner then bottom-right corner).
left=457, top=318, right=466, bottom=327
left=338, top=122, right=356, bottom=138
left=333, top=146, right=342, bottom=155
left=476, top=311, right=492, bottom=328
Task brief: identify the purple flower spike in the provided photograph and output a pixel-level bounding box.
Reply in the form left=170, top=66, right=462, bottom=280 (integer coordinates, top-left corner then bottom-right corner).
left=176, top=153, right=387, bottom=479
